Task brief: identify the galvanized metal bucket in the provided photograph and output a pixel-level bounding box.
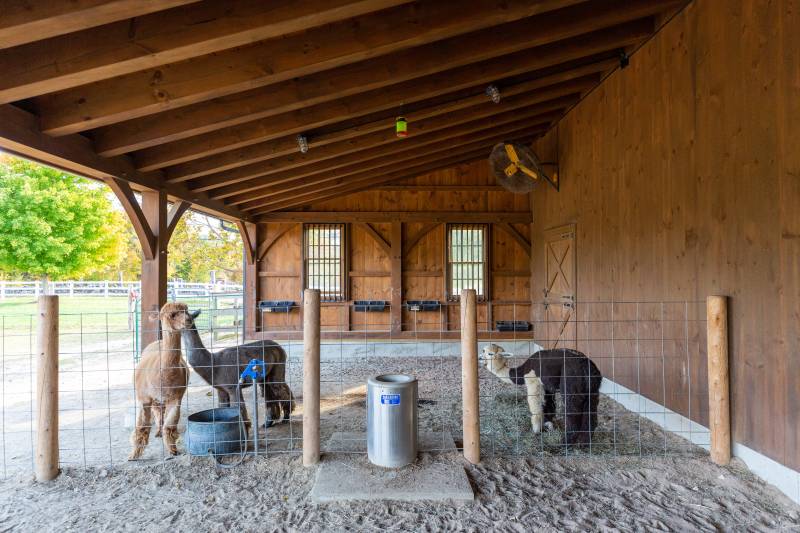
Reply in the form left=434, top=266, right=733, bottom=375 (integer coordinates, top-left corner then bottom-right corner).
left=367, top=374, right=418, bottom=468
left=186, top=407, right=246, bottom=457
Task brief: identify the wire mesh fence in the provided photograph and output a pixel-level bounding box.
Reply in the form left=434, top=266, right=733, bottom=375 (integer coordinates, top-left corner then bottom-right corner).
left=0, top=298, right=709, bottom=479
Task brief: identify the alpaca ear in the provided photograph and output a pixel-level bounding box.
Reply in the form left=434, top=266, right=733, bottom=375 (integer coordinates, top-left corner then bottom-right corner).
left=190, top=310, right=201, bottom=319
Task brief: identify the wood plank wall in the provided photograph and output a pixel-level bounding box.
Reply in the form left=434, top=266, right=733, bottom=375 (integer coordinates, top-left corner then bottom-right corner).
left=531, top=0, right=800, bottom=470
left=255, top=160, right=533, bottom=338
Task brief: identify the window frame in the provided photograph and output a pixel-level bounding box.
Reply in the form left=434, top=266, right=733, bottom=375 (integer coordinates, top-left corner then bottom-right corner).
left=303, top=223, right=348, bottom=302
left=445, top=223, right=489, bottom=301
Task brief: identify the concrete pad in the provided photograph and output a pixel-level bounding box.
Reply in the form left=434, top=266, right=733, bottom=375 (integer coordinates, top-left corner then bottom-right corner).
left=309, top=431, right=474, bottom=504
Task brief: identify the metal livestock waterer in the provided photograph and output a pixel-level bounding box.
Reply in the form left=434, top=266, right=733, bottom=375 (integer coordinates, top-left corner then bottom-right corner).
left=366, top=374, right=418, bottom=468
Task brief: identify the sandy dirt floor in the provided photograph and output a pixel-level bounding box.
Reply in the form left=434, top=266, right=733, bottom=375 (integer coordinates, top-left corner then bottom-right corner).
left=2, top=347, right=799, bottom=531
left=0, top=452, right=798, bottom=532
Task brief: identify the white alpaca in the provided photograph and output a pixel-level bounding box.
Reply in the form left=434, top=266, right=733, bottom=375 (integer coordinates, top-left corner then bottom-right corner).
left=481, top=343, right=546, bottom=433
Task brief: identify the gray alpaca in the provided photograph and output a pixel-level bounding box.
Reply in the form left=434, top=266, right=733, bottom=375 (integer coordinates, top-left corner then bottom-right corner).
left=181, top=310, right=295, bottom=430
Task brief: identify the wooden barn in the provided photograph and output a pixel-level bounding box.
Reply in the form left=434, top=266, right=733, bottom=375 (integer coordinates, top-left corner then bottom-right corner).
left=0, top=0, right=798, bottom=526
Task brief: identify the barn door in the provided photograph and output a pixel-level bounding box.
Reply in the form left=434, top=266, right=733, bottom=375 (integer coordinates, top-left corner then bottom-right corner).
left=543, top=224, right=576, bottom=349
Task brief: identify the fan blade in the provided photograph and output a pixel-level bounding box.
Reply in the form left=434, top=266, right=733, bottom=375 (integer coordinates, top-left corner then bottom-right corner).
left=518, top=165, right=539, bottom=180
left=504, top=144, right=521, bottom=164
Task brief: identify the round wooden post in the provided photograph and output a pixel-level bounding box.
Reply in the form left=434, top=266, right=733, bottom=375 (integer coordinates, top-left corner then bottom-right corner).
left=36, top=295, right=59, bottom=481
left=706, top=295, right=731, bottom=465
left=303, top=289, right=321, bottom=466
left=460, top=289, right=480, bottom=464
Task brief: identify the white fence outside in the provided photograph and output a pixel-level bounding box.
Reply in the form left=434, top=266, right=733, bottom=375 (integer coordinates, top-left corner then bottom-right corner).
left=0, top=280, right=243, bottom=299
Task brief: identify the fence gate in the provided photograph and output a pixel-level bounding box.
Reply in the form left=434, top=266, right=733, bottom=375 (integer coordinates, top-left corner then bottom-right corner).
left=543, top=224, right=576, bottom=349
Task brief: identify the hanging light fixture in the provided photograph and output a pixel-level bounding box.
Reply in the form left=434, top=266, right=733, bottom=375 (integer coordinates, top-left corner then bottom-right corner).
left=486, top=84, right=501, bottom=104
left=296, top=134, right=309, bottom=153
left=395, top=116, right=408, bottom=138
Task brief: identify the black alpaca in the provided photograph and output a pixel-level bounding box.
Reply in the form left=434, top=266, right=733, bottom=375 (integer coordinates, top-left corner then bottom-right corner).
left=484, top=344, right=602, bottom=445
left=181, top=310, right=294, bottom=429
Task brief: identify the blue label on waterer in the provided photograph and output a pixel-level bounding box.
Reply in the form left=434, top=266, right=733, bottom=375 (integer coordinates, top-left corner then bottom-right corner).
left=381, top=394, right=400, bottom=405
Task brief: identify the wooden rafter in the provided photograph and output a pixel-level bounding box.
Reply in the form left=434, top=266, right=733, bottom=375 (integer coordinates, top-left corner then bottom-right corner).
left=36, top=0, right=582, bottom=135
left=181, top=79, right=591, bottom=191
left=0, top=104, right=247, bottom=221
left=99, top=14, right=658, bottom=159
left=229, top=118, right=553, bottom=208
left=202, top=105, right=566, bottom=202
left=0, top=0, right=198, bottom=49
left=252, top=148, right=499, bottom=214
left=130, top=43, right=628, bottom=170
left=258, top=212, right=532, bottom=224
left=355, top=223, right=392, bottom=256
left=0, top=0, right=408, bottom=104
left=163, top=62, right=611, bottom=183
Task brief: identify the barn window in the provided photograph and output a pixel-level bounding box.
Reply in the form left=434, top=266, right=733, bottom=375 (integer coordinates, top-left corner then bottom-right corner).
left=447, top=224, right=488, bottom=300
left=304, top=223, right=346, bottom=302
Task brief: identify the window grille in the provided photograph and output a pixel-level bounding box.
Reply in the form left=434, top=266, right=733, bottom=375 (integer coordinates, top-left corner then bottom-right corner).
left=447, top=223, right=488, bottom=300
left=304, top=223, right=346, bottom=302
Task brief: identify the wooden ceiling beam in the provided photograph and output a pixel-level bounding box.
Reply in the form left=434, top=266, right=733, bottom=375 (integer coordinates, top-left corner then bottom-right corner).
left=100, top=7, right=663, bottom=155
left=214, top=104, right=567, bottom=204
left=259, top=210, right=532, bottom=224
left=0, top=0, right=409, bottom=104
left=234, top=125, right=547, bottom=211
left=0, top=104, right=248, bottom=222
left=240, top=129, right=546, bottom=212
left=0, top=0, right=199, bottom=49
left=254, top=150, right=493, bottom=215
left=167, top=72, right=602, bottom=183
left=130, top=19, right=653, bottom=168
left=37, top=0, right=583, bottom=135
left=190, top=86, right=584, bottom=194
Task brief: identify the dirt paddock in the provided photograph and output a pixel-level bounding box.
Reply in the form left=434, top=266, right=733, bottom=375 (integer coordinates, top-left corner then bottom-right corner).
left=1, top=353, right=798, bottom=531
left=1, top=452, right=797, bottom=531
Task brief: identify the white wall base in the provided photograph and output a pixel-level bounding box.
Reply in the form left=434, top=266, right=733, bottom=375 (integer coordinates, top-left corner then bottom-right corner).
left=601, top=379, right=800, bottom=505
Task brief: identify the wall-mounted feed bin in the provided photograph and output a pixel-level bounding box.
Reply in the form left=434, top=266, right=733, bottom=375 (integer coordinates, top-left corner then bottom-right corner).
left=353, top=300, right=388, bottom=312
left=258, top=300, right=296, bottom=313
left=496, top=320, right=532, bottom=332
left=405, top=300, right=441, bottom=312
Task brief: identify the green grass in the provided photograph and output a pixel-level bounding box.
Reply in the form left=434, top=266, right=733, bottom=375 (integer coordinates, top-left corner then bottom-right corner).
left=0, top=295, right=241, bottom=333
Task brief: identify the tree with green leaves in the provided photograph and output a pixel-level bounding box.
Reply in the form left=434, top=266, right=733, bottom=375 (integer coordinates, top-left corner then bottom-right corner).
left=0, top=156, right=126, bottom=291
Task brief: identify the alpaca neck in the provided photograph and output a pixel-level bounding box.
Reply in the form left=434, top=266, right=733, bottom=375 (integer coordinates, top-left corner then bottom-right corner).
left=488, top=358, right=514, bottom=385
left=182, top=325, right=213, bottom=366
left=159, top=330, right=183, bottom=365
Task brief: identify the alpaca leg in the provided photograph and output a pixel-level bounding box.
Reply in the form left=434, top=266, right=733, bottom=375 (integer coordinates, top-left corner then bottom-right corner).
left=564, top=390, right=590, bottom=446
left=162, top=400, right=182, bottom=456
left=543, top=392, right=557, bottom=432
left=236, top=387, right=252, bottom=437
left=217, top=388, right=231, bottom=408
left=523, top=371, right=545, bottom=433
left=271, top=382, right=295, bottom=424
left=128, top=401, right=153, bottom=460
left=260, top=382, right=279, bottom=428
left=153, top=404, right=164, bottom=438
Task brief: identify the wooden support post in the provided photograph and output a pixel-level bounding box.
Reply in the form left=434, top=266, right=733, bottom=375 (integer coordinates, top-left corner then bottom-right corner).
left=140, top=190, right=168, bottom=349
left=36, top=295, right=59, bottom=482
left=390, top=221, right=402, bottom=336
left=240, top=221, right=260, bottom=339
left=460, top=289, right=480, bottom=464
left=303, top=289, right=321, bottom=466
left=706, top=295, right=731, bottom=465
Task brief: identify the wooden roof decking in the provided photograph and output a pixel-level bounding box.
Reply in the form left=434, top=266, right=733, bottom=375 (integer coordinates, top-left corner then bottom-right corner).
left=0, top=0, right=684, bottom=222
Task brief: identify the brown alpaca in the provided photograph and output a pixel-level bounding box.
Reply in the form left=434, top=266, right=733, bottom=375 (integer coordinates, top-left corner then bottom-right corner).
left=128, top=303, right=192, bottom=460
